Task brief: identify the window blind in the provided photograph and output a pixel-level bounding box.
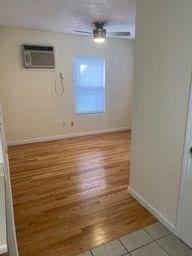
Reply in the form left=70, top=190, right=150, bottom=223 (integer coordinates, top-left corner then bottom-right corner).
left=74, top=57, right=105, bottom=114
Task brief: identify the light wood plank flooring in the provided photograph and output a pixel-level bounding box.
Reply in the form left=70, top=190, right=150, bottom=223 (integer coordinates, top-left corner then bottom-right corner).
left=8, top=131, right=156, bottom=256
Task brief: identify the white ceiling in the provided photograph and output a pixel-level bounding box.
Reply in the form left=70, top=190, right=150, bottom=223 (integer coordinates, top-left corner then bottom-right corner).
left=0, top=0, right=136, bottom=39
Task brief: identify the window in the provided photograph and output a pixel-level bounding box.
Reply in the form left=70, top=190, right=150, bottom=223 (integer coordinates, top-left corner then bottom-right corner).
left=74, top=57, right=105, bottom=114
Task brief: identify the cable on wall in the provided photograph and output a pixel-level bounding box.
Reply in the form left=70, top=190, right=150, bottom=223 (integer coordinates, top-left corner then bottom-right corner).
left=53, top=67, right=65, bottom=97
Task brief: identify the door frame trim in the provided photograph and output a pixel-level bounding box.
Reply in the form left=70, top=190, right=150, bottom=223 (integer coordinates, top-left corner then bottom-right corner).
left=176, top=73, right=192, bottom=238
left=0, top=103, right=19, bottom=256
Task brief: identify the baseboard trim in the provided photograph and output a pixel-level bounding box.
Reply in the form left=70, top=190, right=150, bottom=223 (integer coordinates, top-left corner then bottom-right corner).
left=128, top=186, right=176, bottom=234
left=0, top=244, right=7, bottom=254
left=7, top=127, right=131, bottom=146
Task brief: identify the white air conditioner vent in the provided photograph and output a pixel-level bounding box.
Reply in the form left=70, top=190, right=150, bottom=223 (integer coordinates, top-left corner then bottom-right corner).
left=22, top=44, right=55, bottom=68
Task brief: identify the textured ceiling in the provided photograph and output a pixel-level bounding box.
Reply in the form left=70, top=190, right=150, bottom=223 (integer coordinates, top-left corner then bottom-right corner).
left=0, top=0, right=136, bottom=39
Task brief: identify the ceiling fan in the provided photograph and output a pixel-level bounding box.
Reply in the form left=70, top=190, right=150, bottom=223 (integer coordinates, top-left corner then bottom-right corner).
left=75, top=22, right=131, bottom=43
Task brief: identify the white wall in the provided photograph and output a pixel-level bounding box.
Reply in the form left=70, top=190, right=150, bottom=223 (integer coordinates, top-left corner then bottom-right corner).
left=0, top=163, right=7, bottom=254
left=130, top=0, right=192, bottom=231
left=0, top=27, right=134, bottom=143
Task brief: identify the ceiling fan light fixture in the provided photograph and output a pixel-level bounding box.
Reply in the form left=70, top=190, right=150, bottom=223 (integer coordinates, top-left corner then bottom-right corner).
left=93, top=28, right=106, bottom=43
left=94, top=37, right=106, bottom=43
left=75, top=22, right=131, bottom=40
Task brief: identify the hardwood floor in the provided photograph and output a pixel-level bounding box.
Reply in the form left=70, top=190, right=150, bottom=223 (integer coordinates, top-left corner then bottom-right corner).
left=8, top=131, right=156, bottom=256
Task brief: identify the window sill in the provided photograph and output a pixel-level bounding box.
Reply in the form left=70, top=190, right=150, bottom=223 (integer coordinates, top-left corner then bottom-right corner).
left=75, top=111, right=105, bottom=116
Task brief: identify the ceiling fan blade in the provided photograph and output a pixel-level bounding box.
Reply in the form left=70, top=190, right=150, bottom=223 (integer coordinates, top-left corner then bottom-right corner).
left=109, top=31, right=131, bottom=37
left=74, top=30, right=92, bottom=34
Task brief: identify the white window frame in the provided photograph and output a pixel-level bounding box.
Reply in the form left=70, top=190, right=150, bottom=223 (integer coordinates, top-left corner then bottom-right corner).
left=74, top=56, right=106, bottom=115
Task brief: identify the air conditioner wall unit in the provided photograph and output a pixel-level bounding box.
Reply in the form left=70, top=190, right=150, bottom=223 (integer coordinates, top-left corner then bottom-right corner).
left=22, top=44, right=55, bottom=68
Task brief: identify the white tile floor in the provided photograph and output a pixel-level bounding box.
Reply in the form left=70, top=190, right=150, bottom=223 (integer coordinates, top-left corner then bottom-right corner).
left=77, top=222, right=192, bottom=256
